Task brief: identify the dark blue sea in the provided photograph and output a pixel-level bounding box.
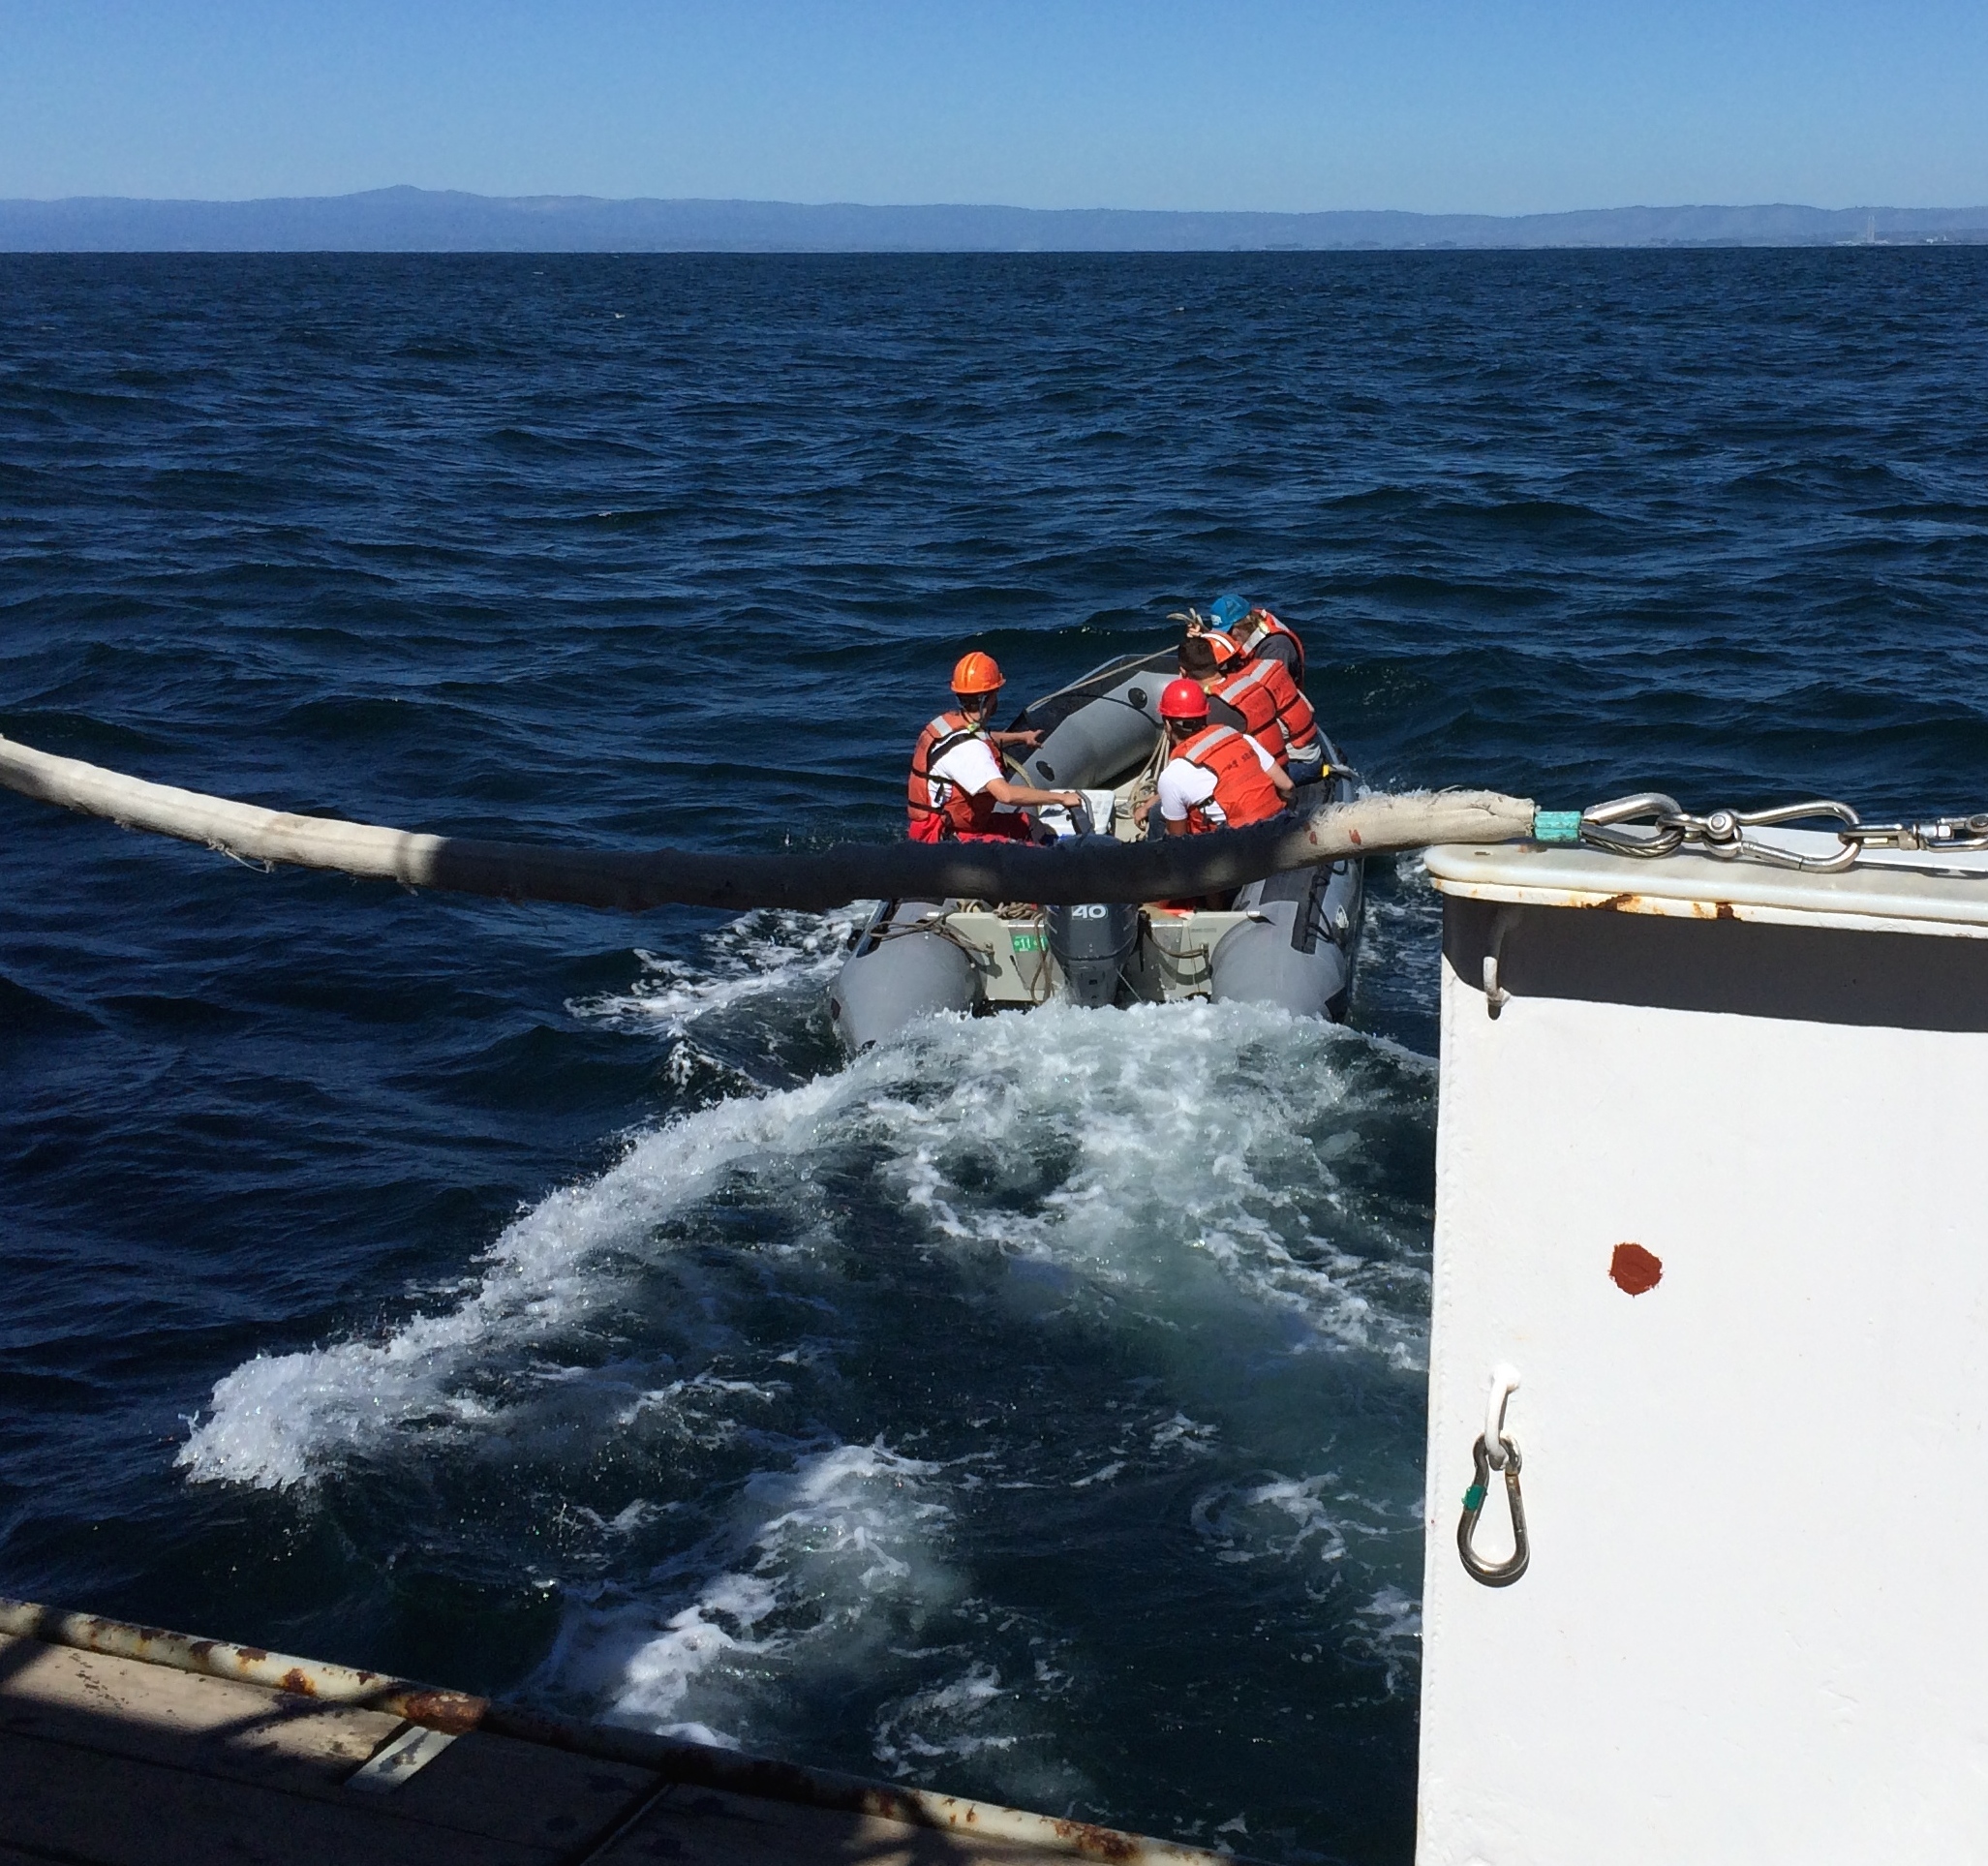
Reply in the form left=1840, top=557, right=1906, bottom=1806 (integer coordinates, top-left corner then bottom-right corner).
left=4, top=250, right=1986, bottom=1864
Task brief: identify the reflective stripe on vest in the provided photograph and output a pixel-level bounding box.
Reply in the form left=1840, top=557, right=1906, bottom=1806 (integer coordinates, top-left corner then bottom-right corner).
left=1249, top=612, right=1305, bottom=683
left=908, top=711, right=968, bottom=831
left=1222, top=657, right=1318, bottom=755
left=1174, top=723, right=1286, bottom=834
left=1209, top=661, right=1284, bottom=752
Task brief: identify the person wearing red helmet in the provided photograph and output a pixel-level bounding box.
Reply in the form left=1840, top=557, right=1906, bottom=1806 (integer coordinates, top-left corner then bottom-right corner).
left=1131, top=675, right=1292, bottom=841
left=1180, top=635, right=1325, bottom=785
left=906, top=651, right=1080, bottom=843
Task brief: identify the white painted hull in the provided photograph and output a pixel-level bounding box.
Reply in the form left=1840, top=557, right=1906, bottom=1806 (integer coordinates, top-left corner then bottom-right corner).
left=1418, top=831, right=1988, bottom=1865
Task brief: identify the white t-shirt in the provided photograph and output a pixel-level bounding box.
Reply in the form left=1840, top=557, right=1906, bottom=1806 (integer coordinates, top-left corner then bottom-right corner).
left=929, top=732, right=1020, bottom=814
left=1156, top=731, right=1277, bottom=825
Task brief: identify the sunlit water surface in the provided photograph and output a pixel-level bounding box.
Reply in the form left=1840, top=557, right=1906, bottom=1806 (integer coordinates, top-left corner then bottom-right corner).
left=4, top=250, right=1986, bottom=1864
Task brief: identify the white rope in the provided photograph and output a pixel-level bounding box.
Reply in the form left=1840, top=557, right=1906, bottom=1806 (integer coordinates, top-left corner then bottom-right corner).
left=1483, top=1362, right=1522, bottom=1471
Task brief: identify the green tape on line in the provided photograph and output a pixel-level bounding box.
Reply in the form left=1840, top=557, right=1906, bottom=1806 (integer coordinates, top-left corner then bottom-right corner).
left=1532, top=809, right=1583, bottom=844
left=1462, top=1483, right=1486, bottom=1513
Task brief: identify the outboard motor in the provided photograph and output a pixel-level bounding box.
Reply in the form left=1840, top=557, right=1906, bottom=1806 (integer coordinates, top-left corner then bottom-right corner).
left=1045, top=891, right=1140, bottom=1008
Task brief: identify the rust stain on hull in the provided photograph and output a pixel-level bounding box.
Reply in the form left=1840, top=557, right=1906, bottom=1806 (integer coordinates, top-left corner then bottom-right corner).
left=1, top=1590, right=1239, bottom=1865
left=1583, top=891, right=1738, bottom=921
left=1052, top=1818, right=1142, bottom=1861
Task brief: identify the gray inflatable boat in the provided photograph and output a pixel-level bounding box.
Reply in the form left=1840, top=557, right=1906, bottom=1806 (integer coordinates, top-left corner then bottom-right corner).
left=829, top=647, right=1363, bottom=1051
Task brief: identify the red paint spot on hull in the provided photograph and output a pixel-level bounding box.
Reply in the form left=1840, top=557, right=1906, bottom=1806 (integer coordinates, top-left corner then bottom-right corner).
left=1610, top=1242, right=1664, bottom=1296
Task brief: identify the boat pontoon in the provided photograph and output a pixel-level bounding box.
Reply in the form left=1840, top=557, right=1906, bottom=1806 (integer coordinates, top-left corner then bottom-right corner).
left=829, top=647, right=1364, bottom=1050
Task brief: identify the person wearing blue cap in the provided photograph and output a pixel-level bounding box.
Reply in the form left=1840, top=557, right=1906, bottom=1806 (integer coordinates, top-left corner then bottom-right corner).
left=1176, top=595, right=1308, bottom=683
left=1207, top=594, right=1250, bottom=634
left=1220, top=597, right=1306, bottom=684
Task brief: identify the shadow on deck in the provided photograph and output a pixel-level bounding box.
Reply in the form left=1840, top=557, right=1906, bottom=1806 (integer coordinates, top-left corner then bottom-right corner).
left=0, top=1628, right=1137, bottom=1866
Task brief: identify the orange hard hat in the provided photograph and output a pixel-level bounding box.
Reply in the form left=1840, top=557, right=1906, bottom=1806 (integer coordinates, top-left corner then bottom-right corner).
left=1159, top=677, right=1209, bottom=722
left=951, top=651, right=1005, bottom=696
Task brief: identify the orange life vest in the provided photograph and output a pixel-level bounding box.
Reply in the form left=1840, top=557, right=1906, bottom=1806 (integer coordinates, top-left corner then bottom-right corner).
left=1245, top=610, right=1305, bottom=683
left=906, top=712, right=1029, bottom=842
left=1215, top=658, right=1319, bottom=760
left=1171, top=723, right=1286, bottom=834
left=1208, top=662, right=1284, bottom=758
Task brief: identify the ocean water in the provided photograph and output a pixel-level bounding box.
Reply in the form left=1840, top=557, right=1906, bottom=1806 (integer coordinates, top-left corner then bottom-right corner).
left=4, top=249, right=1986, bottom=1864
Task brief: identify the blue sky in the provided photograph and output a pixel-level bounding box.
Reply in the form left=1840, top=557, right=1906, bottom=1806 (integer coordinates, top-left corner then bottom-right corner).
left=3, top=0, right=1984, bottom=212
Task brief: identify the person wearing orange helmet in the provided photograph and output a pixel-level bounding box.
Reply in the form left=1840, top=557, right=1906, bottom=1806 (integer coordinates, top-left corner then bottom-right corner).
left=906, top=651, right=1081, bottom=844
left=1173, top=604, right=1240, bottom=666
left=1131, top=675, right=1292, bottom=841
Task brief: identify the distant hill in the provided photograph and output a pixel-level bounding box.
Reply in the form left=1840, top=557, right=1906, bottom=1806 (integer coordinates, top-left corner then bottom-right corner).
left=4, top=189, right=1987, bottom=253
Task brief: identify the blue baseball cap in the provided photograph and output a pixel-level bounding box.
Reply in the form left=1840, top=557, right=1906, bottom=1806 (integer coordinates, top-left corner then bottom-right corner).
left=1208, top=594, right=1248, bottom=629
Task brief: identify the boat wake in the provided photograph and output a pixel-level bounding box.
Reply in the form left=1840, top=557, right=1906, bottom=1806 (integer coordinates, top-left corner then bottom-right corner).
left=178, top=911, right=1436, bottom=1801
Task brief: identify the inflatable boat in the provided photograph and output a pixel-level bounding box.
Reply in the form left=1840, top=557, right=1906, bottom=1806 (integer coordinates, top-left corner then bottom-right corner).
left=828, top=648, right=1364, bottom=1051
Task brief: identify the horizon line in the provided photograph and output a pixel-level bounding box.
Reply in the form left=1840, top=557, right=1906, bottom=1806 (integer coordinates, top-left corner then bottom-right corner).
left=7, top=191, right=1986, bottom=254
left=8, top=186, right=1988, bottom=216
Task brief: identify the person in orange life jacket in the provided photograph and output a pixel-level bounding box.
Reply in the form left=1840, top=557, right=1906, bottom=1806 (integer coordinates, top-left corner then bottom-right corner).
left=1175, top=634, right=1273, bottom=750
left=905, top=651, right=1080, bottom=843
left=1169, top=635, right=1248, bottom=735
left=1130, top=676, right=1291, bottom=907
left=1228, top=603, right=1306, bottom=684
left=1131, top=676, right=1292, bottom=839
left=1200, top=639, right=1325, bottom=786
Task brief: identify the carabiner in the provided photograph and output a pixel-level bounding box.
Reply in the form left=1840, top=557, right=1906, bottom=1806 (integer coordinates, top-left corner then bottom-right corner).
left=1457, top=1433, right=1530, bottom=1587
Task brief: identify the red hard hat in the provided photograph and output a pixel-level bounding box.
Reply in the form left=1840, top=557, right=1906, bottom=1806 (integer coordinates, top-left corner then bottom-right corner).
left=1159, top=677, right=1209, bottom=722
left=951, top=651, right=1004, bottom=696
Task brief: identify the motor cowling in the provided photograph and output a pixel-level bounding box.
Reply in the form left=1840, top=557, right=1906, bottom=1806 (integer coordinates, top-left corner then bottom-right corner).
left=1046, top=895, right=1140, bottom=1008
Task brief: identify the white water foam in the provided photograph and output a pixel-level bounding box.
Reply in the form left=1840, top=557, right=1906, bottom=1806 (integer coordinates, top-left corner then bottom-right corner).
left=182, top=994, right=1426, bottom=1492
left=1351, top=1585, right=1423, bottom=1699
left=569, top=907, right=861, bottom=1036
left=181, top=987, right=1432, bottom=1760
left=1190, top=1473, right=1352, bottom=1568
left=534, top=1439, right=960, bottom=1746
left=176, top=1073, right=842, bottom=1488
left=1358, top=853, right=1445, bottom=1027
left=871, top=1661, right=1044, bottom=1785
left=879, top=999, right=1431, bottom=1369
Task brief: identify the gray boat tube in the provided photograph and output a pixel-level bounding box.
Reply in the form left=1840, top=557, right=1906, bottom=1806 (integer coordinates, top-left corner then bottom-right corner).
left=1014, top=657, right=1169, bottom=795
left=1209, top=765, right=1366, bottom=1021
left=829, top=900, right=977, bottom=1052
